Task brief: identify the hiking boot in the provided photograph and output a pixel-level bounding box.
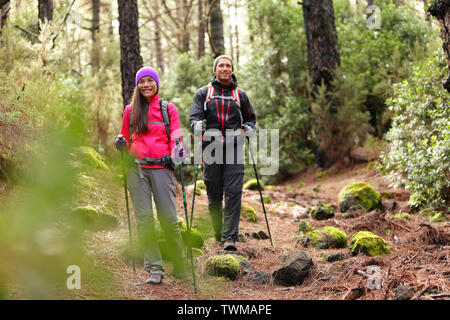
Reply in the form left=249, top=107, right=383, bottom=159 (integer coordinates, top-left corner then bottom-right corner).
left=146, top=273, right=163, bottom=285
left=223, top=240, right=237, bottom=251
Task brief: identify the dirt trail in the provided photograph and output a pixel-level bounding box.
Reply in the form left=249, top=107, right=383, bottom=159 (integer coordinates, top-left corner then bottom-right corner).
left=81, top=163, right=449, bottom=300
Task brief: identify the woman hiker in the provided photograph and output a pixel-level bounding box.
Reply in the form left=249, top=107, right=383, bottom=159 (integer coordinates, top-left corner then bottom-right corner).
left=189, top=55, right=256, bottom=251
left=115, top=67, right=187, bottom=285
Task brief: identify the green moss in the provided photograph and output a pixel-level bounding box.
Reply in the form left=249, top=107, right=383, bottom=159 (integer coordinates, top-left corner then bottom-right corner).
left=74, top=146, right=109, bottom=170
left=298, top=221, right=313, bottom=234
left=194, top=185, right=201, bottom=195
left=303, top=226, right=348, bottom=249
left=71, top=206, right=118, bottom=230
left=394, top=212, right=411, bottom=220
left=310, top=203, right=335, bottom=220
left=420, top=208, right=436, bottom=218
left=349, top=231, right=391, bottom=257
left=380, top=191, right=394, bottom=199
left=196, top=180, right=206, bottom=189
left=243, top=179, right=264, bottom=191
left=313, top=185, right=321, bottom=193
left=338, top=182, right=382, bottom=212
left=265, top=185, right=275, bottom=190
left=191, top=248, right=204, bottom=257
left=241, top=203, right=258, bottom=222
left=430, top=212, right=448, bottom=223
left=263, top=194, right=271, bottom=204
left=297, top=182, right=306, bottom=189
left=179, top=222, right=204, bottom=248
left=205, top=254, right=241, bottom=280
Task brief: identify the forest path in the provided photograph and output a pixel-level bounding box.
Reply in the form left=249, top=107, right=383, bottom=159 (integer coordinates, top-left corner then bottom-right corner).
left=79, top=163, right=449, bottom=300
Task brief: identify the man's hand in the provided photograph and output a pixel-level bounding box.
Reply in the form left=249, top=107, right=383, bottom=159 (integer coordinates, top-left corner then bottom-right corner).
left=194, top=120, right=206, bottom=134
left=242, top=124, right=254, bottom=138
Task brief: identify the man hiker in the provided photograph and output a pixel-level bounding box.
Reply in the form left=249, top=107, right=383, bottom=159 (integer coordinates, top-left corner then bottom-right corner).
left=189, top=55, right=256, bottom=251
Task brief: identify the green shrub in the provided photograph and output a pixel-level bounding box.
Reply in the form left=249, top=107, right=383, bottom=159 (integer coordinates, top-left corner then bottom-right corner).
left=381, top=50, right=449, bottom=210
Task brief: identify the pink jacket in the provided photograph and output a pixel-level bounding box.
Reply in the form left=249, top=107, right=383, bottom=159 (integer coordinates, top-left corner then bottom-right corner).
left=120, top=94, right=181, bottom=169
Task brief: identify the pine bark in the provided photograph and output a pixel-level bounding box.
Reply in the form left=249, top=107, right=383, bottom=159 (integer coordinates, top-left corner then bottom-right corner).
left=1, top=0, right=9, bottom=33
left=91, top=0, right=100, bottom=70
left=154, top=2, right=164, bottom=73
left=429, top=0, right=450, bottom=92
left=209, top=0, right=224, bottom=57
left=118, top=0, right=143, bottom=107
left=198, top=0, right=205, bottom=58
left=38, top=0, right=53, bottom=25
left=302, top=0, right=340, bottom=97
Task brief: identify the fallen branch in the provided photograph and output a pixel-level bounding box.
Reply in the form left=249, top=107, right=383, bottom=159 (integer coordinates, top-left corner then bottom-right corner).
left=430, top=293, right=450, bottom=299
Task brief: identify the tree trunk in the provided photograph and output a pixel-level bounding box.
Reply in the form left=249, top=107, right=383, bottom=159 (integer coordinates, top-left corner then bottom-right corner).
left=302, top=0, right=340, bottom=97
left=198, top=0, right=205, bottom=59
left=209, top=0, right=225, bottom=57
left=91, top=0, right=100, bottom=70
left=303, top=0, right=341, bottom=169
left=1, top=0, right=9, bottom=34
left=118, top=0, right=143, bottom=107
left=182, top=0, right=190, bottom=52
left=154, top=2, right=164, bottom=73
left=429, top=0, right=450, bottom=92
left=38, top=0, right=53, bottom=25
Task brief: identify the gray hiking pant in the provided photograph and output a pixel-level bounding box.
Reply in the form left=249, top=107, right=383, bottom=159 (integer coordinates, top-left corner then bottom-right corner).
left=127, top=167, right=185, bottom=275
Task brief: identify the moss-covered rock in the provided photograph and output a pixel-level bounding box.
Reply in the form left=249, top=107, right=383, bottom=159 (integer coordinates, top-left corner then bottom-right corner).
left=71, top=206, right=118, bottom=230
left=430, top=212, right=448, bottom=223
left=349, top=231, right=391, bottom=257
left=179, top=222, right=204, bottom=248
left=205, top=254, right=241, bottom=280
left=243, top=179, right=264, bottom=191
left=310, top=203, right=335, bottom=220
left=262, top=194, right=271, bottom=204
left=74, top=146, right=109, bottom=170
left=302, top=226, right=348, bottom=249
left=241, top=203, right=258, bottom=222
left=298, top=221, right=313, bottom=234
left=196, top=180, right=206, bottom=189
left=338, top=182, right=382, bottom=212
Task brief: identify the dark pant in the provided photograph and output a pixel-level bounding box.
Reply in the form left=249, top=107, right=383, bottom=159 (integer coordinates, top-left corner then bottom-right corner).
left=203, top=140, right=244, bottom=242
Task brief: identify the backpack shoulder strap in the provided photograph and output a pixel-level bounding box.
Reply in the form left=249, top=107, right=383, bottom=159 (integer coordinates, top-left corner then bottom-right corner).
left=232, top=87, right=240, bottom=107
left=159, top=99, right=171, bottom=143
left=204, top=83, right=215, bottom=111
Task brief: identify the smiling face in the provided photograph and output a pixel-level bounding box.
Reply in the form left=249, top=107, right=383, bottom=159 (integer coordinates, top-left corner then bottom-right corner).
left=215, top=57, right=233, bottom=85
left=138, top=76, right=158, bottom=101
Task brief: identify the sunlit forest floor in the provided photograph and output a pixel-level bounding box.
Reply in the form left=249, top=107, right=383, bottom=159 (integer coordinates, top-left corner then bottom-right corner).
left=63, top=162, right=448, bottom=300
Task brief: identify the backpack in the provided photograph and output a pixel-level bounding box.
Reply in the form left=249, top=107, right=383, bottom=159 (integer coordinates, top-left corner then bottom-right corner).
left=204, top=84, right=243, bottom=125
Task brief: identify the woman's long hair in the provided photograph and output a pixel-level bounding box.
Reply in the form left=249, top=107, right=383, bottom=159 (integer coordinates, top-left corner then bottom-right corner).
left=130, top=87, right=150, bottom=135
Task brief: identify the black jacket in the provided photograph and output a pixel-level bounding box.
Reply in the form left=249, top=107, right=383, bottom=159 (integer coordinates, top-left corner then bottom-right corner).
left=190, top=74, right=256, bottom=134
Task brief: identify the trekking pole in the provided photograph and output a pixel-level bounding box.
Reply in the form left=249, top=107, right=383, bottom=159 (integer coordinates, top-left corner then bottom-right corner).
left=247, top=136, right=274, bottom=247
left=176, top=138, right=197, bottom=294
left=189, top=133, right=203, bottom=230
left=118, top=134, right=136, bottom=273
